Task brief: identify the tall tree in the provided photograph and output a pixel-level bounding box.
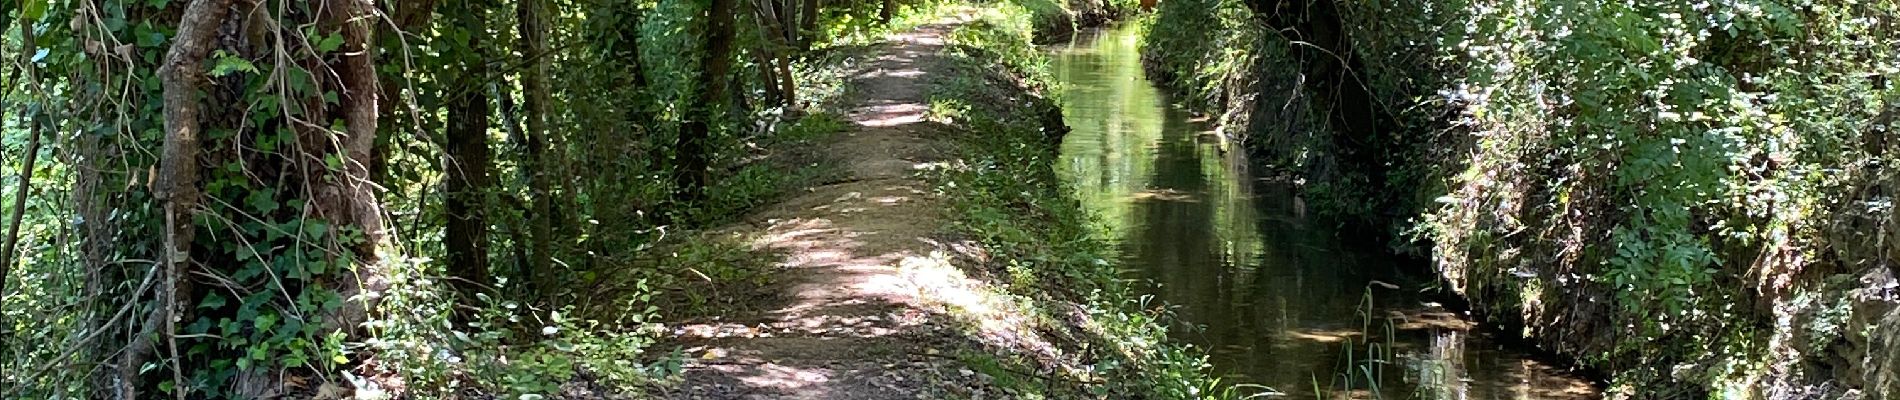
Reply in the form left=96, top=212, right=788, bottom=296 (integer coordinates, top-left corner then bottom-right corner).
left=800, top=0, right=820, bottom=51
left=519, top=0, right=558, bottom=294
left=371, top=0, right=443, bottom=186
left=324, top=0, right=392, bottom=326
left=678, top=0, right=736, bottom=202
left=752, top=0, right=799, bottom=109
left=445, top=1, right=496, bottom=298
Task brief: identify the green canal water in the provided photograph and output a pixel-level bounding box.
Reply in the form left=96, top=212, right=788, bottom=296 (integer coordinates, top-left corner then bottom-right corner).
left=1050, top=24, right=1600, bottom=399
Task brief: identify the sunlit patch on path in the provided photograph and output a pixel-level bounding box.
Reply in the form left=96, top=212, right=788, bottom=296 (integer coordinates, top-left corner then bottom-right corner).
left=659, top=12, right=1052, bottom=400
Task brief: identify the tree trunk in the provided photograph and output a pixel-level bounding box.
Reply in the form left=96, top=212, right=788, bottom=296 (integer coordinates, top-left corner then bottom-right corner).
left=752, top=0, right=799, bottom=109
left=755, top=53, right=783, bottom=107
left=308, top=0, right=392, bottom=341
left=880, top=0, right=894, bottom=23
left=445, top=3, right=494, bottom=299
left=776, top=53, right=798, bottom=109
left=518, top=0, right=558, bottom=296
left=371, top=0, right=443, bottom=187
left=799, top=0, right=819, bottom=52
left=679, top=0, right=735, bottom=202
left=135, top=0, right=232, bottom=397
left=777, top=0, right=798, bottom=51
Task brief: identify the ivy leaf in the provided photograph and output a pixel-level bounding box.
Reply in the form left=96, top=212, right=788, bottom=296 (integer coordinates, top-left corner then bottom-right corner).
left=199, top=293, right=228, bottom=309
left=246, top=191, right=277, bottom=213
left=210, top=52, right=258, bottom=77
left=22, top=0, right=48, bottom=20
left=286, top=67, right=314, bottom=96
left=137, top=29, right=166, bottom=48
left=302, top=221, right=329, bottom=239
left=254, top=313, right=278, bottom=332
left=316, top=34, right=345, bottom=53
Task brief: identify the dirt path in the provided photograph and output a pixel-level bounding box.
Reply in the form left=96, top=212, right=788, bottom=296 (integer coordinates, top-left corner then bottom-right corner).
left=659, top=17, right=1005, bottom=400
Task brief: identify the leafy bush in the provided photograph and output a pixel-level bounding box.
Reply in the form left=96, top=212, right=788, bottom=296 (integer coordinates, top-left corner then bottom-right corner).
left=365, top=258, right=670, bottom=398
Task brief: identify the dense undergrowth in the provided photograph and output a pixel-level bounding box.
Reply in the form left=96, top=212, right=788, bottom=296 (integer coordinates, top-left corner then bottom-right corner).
left=921, top=7, right=1237, bottom=398
left=1145, top=0, right=1898, bottom=397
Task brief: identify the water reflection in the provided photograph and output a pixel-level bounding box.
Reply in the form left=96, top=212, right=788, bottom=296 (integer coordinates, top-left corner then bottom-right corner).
left=1050, top=24, right=1600, bottom=399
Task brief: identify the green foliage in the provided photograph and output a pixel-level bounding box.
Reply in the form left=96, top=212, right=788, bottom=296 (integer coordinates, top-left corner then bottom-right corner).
left=945, top=6, right=1050, bottom=82
left=0, top=0, right=869, bottom=396
left=1139, top=0, right=1226, bottom=102
left=1013, top=0, right=1074, bottom=41
left=636, top=237, right=780, bottom=316
left=686, top=114, right=847, bottom=224
left=365, top=255, right=670, bottom=397
left=1, top=0, right=410, bottom=396
left=1401, top=2, right=1896, bottom=380
left=1148, top=0, right=1899, bottom=395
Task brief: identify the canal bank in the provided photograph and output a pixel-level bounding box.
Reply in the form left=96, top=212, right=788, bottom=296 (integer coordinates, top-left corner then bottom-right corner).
left=1138, top=0, right=1900, bottom=397
left=1050, top=24, right=1601, bottom=398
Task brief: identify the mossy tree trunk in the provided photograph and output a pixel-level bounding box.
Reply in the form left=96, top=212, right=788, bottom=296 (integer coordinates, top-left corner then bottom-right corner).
left=519, top=0, right=559, bottom=295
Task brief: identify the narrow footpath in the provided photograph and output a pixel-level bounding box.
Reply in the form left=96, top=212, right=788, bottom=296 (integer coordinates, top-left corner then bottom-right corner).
left=659, top=17, right=1009, bottom=399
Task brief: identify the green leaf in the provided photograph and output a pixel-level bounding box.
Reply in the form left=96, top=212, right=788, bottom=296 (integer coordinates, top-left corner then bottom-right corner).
left=22, top=0, right=48, bottom=20
left=210, top=52, right=259, bottom=77
left=302, top=221, right=329, bottom=239
left=199, top=293, right=228, bottom=309
left=245, top=191, right=278, bottom=213
left=137, top=29, right=167, bottom=48
left=316, top=34, right=345, bottom=53
left=254, top=313, right=278, bottom=332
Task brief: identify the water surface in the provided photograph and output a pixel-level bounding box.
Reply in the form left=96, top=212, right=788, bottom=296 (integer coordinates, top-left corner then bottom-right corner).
left=1050, top=24, right=1600, bottom=399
